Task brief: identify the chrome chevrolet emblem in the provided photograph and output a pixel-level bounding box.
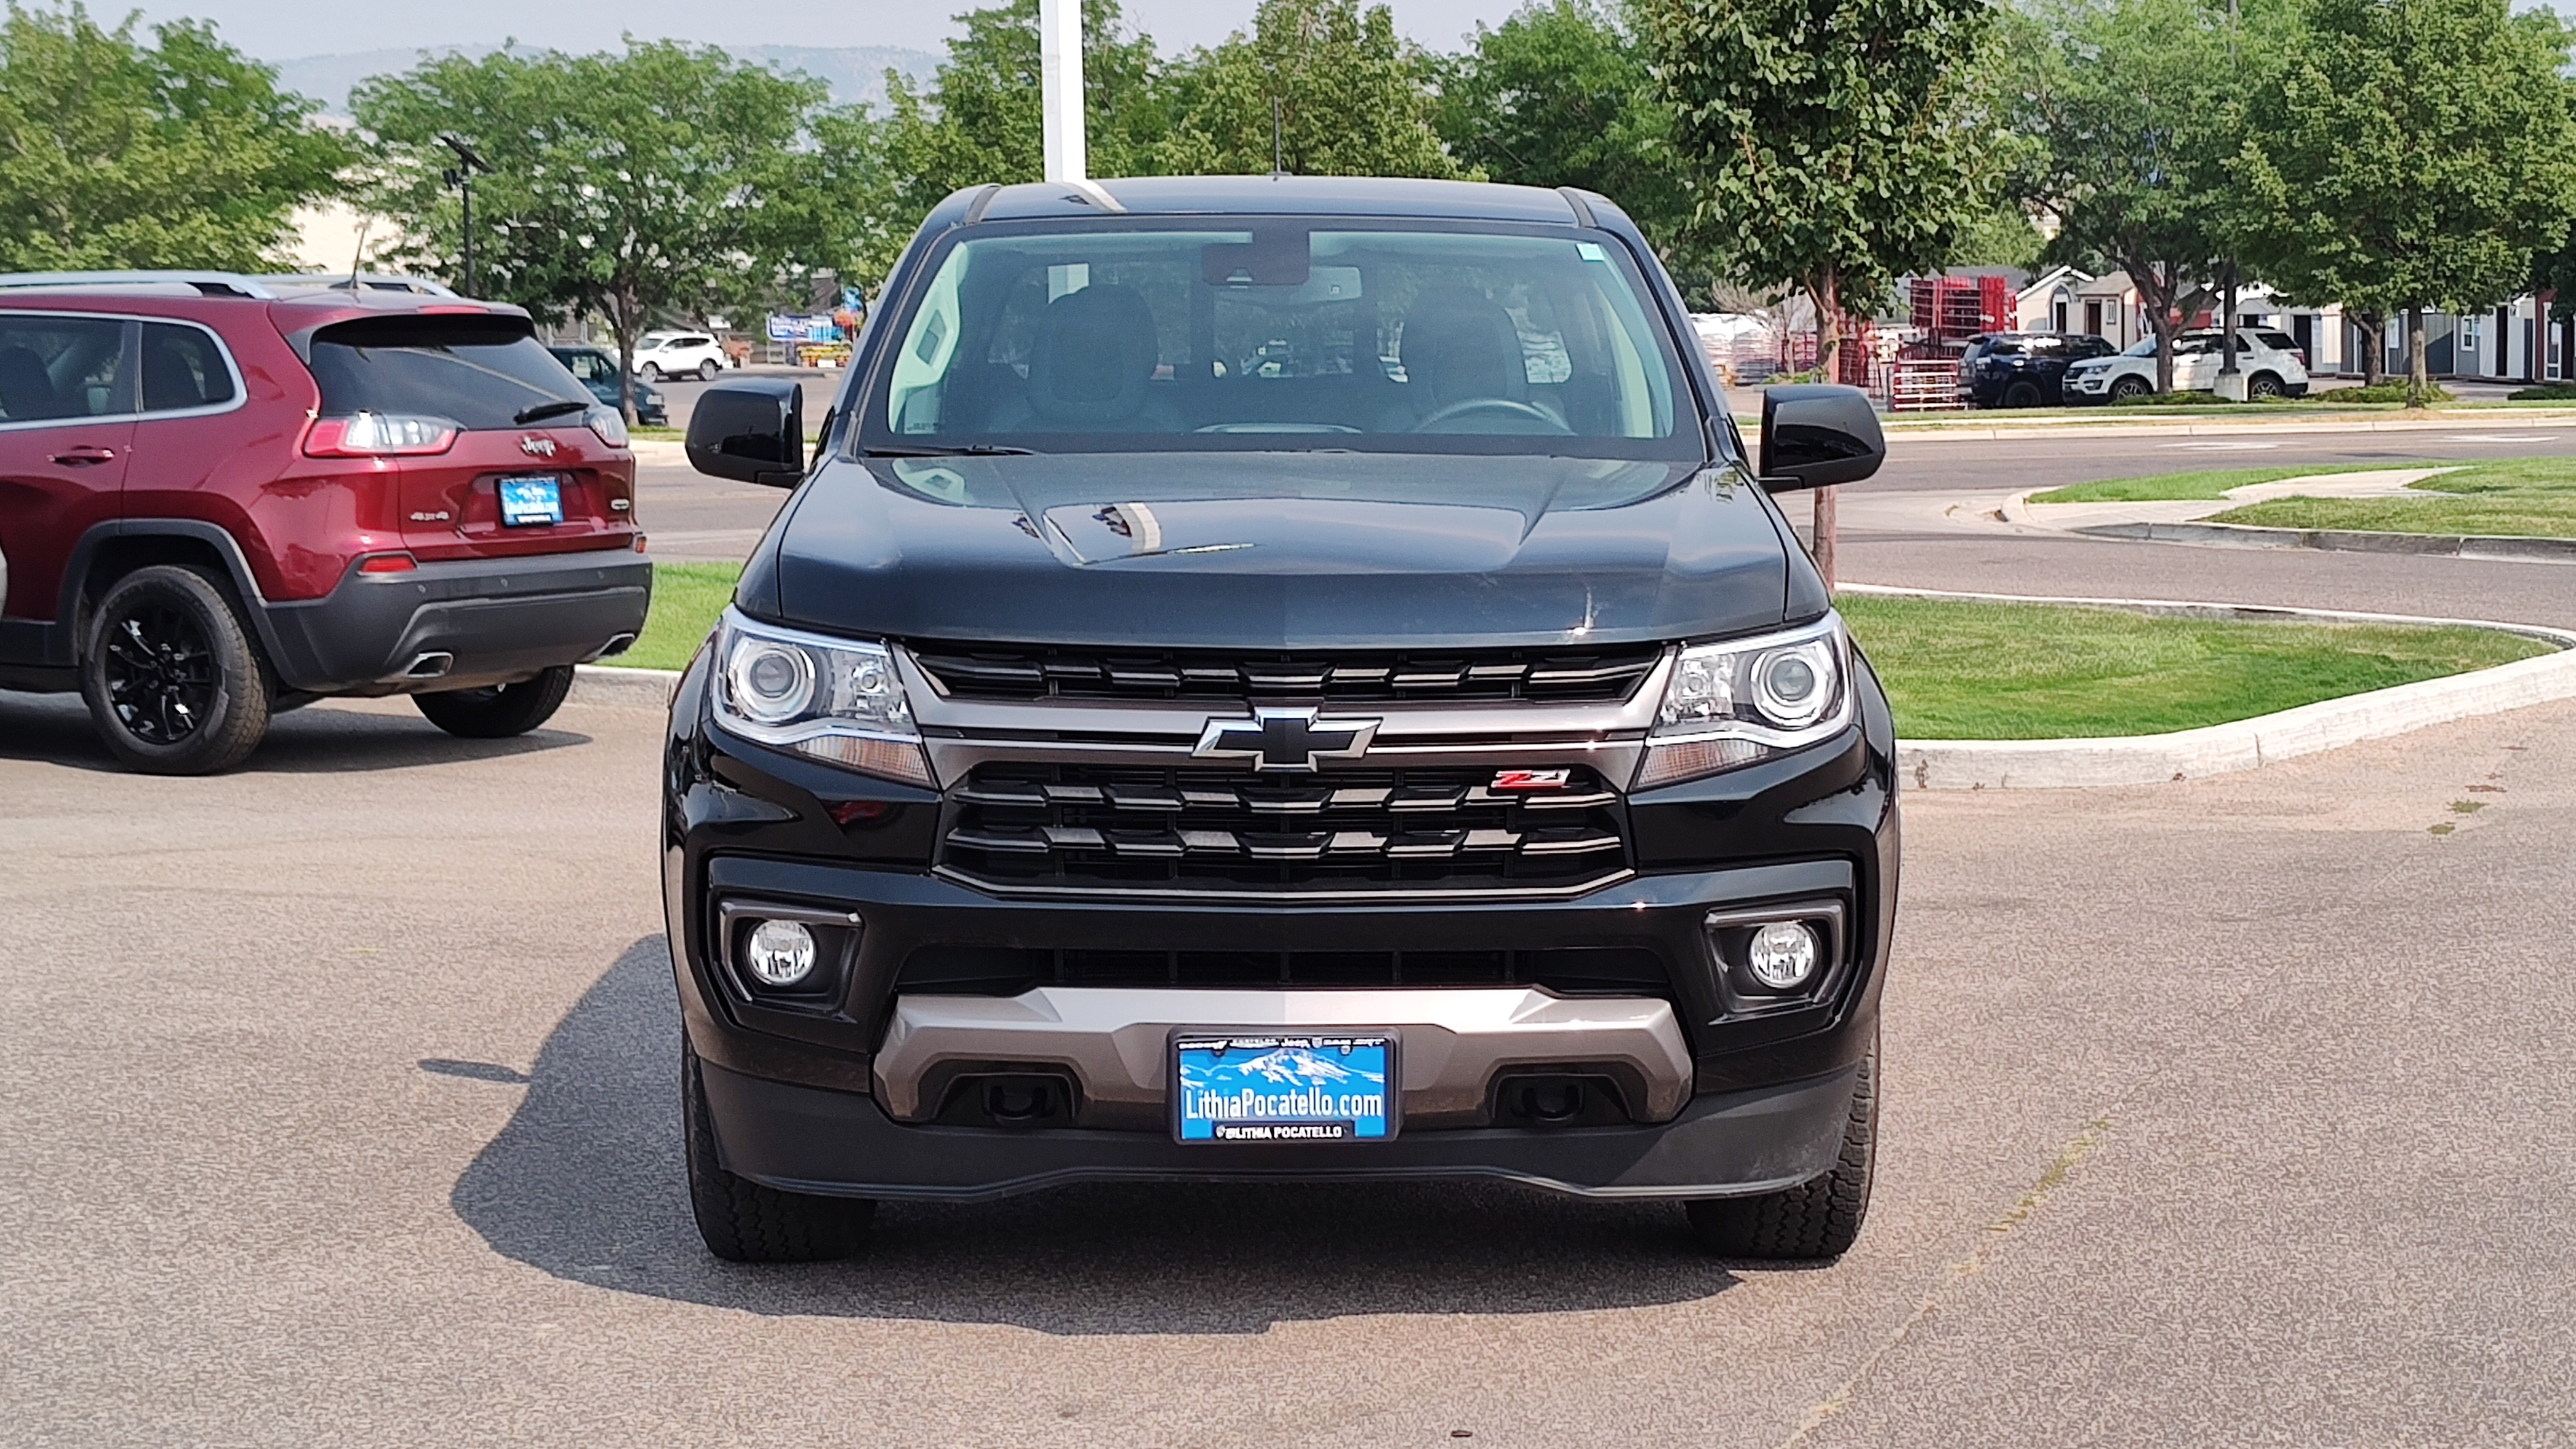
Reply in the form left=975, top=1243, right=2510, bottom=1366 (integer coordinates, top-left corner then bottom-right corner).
left=1192, top=708, right=1380, bottom=772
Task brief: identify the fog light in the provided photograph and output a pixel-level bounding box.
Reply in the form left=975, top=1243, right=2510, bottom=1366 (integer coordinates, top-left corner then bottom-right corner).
left=745, top=919, right=818, bottom=986
left=1746, top=921, right=1821, bottom=990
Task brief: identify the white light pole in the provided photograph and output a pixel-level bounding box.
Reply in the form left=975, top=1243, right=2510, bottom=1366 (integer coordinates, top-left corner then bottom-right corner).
left=1040, top=0, right=1087, bottom=183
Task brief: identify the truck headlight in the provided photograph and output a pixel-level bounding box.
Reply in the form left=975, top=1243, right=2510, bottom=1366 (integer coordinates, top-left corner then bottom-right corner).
left=1636, top=614, right=1853, bottom=789
left=711, top=608, right=934, bottom=787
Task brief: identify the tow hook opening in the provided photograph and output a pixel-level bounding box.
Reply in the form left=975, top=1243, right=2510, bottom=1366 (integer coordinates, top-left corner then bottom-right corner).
left=1492, top=1073, right=1634, bottom=1128
left=935, top=1072, right=1080, bottom=1129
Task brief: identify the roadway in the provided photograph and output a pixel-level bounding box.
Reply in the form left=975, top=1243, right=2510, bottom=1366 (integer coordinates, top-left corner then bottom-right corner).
left=4, top=686, right=2569, bottom=1444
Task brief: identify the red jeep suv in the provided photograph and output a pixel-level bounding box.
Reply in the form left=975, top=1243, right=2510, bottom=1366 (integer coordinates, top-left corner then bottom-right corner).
left=0, top=272, right=650, bottom=773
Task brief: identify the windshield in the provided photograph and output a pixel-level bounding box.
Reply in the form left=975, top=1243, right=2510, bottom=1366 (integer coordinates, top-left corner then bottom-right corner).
left=860, top=219, right=1698, bottom=458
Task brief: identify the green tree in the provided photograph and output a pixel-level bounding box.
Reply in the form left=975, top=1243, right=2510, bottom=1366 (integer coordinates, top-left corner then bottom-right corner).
left=1642, top=0, right=1994, bottom=375
left=2234, top=0, right=2576, bottom=401
left=1434, top=2, right=1704, bottom=285
left=2000, top=0, right=2249, bottom=394
left=353, top=42, right=860, bottom=417
left=1175, top=0, right=1461, bottom=179
left=1643, top=0, right=1993, bottom=587
left=0, top=3, right=348, bottom=271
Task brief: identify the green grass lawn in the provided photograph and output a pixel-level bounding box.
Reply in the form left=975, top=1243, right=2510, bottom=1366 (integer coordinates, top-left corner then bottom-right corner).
left=608, top=567, right=2546, bottom=740
left=1837, top=595, right=2545, bottom=739
left=2206, top=455, right=2576, bottom=539
left=621, top=562, right=742, bottom=670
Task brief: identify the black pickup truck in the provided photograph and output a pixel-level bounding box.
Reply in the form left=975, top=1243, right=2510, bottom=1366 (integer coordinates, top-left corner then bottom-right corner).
left=667, top=175, right=1899, bottom=1262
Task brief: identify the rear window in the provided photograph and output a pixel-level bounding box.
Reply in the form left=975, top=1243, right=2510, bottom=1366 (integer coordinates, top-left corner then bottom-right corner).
left=0, top=313, right=128, bottom=422
left=2258, top=331, right=2298, bottom=352
left=306, top=316, right=589, bottom=429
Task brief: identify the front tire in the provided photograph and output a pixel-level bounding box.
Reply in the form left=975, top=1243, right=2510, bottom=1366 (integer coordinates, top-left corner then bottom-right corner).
left=80, top=564, right=272, bottom=775
left=2108, top=375, right=2152, bottom=402
left=413, top=664, right=574, bottom=738
left=1686, top=1039, right=1877, bottom=1260
left=685, top=1043, right=874, bottom=1262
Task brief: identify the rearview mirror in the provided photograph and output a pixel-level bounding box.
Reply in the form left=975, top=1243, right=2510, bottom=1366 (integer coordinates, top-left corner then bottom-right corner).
left=1758, top=384, right=1885, bottom=491
left=686, top=377, right=804, bottom=487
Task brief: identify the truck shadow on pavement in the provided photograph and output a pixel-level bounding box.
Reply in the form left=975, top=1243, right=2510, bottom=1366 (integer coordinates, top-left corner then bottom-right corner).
left=0, top=692, right=587, bottom=774
left=451, top=937, right=1744, bottom=1333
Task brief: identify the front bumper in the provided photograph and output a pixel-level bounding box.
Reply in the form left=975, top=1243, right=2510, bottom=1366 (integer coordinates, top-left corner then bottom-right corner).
left=258, top=548, right=652, bottom=694
left=702, top=1053, right=1862, bottom=1202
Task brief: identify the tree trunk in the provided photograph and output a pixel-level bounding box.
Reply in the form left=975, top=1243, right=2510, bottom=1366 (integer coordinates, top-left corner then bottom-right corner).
left=2357, top=317, right=2383, bottom=386
left=613, top=289, right=640, bottom=425
left=1811, top=264, right=1840, bottom=591
left=2406, top=306, right=2429, bottom=404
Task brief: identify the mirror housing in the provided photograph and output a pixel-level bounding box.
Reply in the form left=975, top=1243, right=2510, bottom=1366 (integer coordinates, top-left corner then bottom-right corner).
left=686, top=377, right=804, bottom=486
left=1758, top=384, right=1885, bottom=491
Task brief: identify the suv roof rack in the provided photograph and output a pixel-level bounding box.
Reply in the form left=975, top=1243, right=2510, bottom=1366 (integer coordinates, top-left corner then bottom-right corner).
left=257, top=273, right=460, bottom=297
left=0, top=270, right=277, bottom=299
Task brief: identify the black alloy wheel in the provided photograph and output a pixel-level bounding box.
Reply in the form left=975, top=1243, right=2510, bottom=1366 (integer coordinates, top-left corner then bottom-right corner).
left=80, top=564, right=273, bottom=774
left=2002, top=379, right=2044, bottom=409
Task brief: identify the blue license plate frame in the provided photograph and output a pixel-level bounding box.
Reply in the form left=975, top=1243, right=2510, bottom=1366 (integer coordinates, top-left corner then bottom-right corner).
left=498, top=475, right=564, bottom=527
left=1171, top=1030, right=1398, bottom=1143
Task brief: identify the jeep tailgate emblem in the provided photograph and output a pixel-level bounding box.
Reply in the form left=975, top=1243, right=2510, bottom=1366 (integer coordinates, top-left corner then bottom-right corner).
left=1192, top=708, right=1380, bottom=772
left=519, top=435, right=558, bottom=457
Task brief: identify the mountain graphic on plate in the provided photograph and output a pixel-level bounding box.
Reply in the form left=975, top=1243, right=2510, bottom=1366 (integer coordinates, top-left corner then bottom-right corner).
left=1192, top=1047, right=1383, bottom=1089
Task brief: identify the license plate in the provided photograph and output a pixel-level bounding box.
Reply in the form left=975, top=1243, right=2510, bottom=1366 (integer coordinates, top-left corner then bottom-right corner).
left=1172, top=1031, right=1397, bottom=1143
left=498, top=475, right=563, bottom=527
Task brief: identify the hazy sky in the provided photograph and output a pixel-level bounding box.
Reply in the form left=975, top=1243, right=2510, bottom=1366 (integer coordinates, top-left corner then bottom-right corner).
left=130, top=0, right=1529, bottom=63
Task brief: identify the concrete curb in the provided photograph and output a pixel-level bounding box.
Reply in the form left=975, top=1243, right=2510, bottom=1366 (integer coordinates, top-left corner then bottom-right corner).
left=1839, top=585, right=2576, bottom=789
left=2069, top=518, right=2576, bottom=563
left=570, top=663, right=683, bottom=709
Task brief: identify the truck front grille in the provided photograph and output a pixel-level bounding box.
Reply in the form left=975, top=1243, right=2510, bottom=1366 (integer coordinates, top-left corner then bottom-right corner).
left=897, top=945, right=1672, bottom=996
left=938, top=762, right=1630, bottom=896
left=909, top=641, right=1662, bottom=704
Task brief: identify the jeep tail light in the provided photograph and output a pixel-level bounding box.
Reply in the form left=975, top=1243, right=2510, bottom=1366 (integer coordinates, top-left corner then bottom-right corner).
left=304, top=411, right=460, bottom=457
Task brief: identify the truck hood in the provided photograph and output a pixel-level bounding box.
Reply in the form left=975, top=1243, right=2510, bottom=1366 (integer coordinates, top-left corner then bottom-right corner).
left=758, top=452, right=1793, bottom=649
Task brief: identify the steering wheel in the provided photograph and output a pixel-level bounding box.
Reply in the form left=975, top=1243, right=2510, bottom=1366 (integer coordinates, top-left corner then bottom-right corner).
left=1411, top=397, right=1574, bottom=435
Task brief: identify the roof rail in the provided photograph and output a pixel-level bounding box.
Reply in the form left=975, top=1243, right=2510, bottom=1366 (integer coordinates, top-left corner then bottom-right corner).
left=257, top=273, right=460, bottom=297
left=0, top=270, right=276, bottom=299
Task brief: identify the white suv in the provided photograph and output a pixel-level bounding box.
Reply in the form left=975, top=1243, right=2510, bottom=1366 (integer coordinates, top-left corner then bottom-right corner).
left=2063, top=328, right=2310, bottom=402
left=631, top=331, right=733, bottom=382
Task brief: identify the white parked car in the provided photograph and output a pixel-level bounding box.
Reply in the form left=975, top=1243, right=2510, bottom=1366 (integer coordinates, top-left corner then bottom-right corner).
left=630, top=331, right=733, bottom=382
left=2063, top=328, right=2310, bottom=402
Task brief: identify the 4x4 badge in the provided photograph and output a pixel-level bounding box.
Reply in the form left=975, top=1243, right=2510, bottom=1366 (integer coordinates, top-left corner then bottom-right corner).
left=1192, top=708, right=1381, bottom=772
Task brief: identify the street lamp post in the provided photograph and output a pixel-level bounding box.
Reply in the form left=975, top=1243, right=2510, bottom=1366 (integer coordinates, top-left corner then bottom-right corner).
left=439, top=134, right=491, bottom=297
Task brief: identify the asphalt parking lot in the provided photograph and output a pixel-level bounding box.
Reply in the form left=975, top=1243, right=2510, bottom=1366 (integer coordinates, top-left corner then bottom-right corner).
left=5, top=683, right=2570, bottom=1445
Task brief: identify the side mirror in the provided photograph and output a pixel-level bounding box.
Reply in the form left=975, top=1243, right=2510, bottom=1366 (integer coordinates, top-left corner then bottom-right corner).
left=686, top=377, right=804, bottom=487
left=1758, top=383, right=1885, bottom=491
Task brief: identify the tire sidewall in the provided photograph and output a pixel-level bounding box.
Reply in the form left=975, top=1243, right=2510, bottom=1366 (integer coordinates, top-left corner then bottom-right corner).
left=80, top=565, right=270, bottom=774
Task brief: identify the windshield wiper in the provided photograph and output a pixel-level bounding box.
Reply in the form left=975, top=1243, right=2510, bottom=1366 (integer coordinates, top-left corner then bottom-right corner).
left=863, top=443, right=1036, bottom=457
left=514, top=399, right=591, bottom=425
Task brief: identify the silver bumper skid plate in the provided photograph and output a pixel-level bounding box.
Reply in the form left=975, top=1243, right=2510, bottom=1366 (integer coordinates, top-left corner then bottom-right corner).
left=873, top=986, right=1694, bottom=1126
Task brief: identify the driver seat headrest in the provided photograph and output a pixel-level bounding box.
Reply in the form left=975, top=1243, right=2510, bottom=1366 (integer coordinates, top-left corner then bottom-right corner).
left=1401, top=288, right=1528, bottom=409
left=1024, top=284, right=1162, bottom=426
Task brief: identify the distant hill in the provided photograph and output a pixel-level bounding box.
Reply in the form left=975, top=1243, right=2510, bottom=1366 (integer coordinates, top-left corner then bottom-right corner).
left=274, top=43, right=942, bottom=118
